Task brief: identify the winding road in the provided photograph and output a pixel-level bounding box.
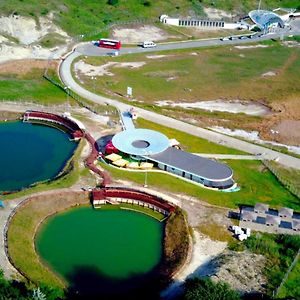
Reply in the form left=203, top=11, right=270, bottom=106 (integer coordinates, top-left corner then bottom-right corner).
left=60, top=24, right=300, bottom=170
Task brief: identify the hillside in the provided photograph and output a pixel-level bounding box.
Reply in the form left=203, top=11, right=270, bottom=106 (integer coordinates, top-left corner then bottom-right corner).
left=0, top=0, right=299, bottom=36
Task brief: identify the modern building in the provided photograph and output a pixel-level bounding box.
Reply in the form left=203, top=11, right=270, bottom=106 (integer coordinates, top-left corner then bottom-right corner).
left=106, top=128, right=235, bottom=190
left=159, top=14, right=247, bottom=30
left=248, top=10, right=285, bottom=31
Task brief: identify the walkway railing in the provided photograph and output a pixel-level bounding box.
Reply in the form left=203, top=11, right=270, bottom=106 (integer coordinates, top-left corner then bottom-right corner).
left=92, top=186, right=175, bottom=213
left=84, top=132, right=112, bottom=186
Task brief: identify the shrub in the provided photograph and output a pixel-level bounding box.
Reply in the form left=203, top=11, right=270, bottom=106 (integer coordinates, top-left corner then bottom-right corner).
left=183, top=277, right=241, bottom=300
left=107, top=0, right=118, bottom=5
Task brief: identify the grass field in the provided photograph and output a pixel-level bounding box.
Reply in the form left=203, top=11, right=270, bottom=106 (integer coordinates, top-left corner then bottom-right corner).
left=75, top=42, right=300, bottom=134
left=7, top=194, right=90, bottom=290
left=135, top=118, right=245, bottom=154
left=0, top=67, right=71, bottom=105
left=80, top=42, right=300, bottom=104
left=0, top=1, right=298, bottom=37
left=99, top=159, right=299, bottom=210
left=278, top=259, right=300, bottom=299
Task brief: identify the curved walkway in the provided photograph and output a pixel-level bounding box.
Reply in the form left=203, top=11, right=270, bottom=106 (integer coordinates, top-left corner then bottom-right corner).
left=60, top=51, right=300, bottom=170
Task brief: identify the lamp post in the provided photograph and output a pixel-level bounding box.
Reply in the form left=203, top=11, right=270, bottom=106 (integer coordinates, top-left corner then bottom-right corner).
left=64, top=86, right=70, bottom=111
left=143, top=150, right=151, bottom=188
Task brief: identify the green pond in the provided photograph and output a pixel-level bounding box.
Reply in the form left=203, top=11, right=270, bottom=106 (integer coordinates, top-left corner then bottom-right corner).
left=36, top=206, right=164, bottom=298
left=0, top=121, right=77, bottom=192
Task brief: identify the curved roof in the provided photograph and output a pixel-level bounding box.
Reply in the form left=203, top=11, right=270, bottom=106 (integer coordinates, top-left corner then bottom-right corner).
left=112, top=128, right=169, bottom=156
left=148, top=147, right=233, bottom=181
left=249, top=10, right=284, bottom=29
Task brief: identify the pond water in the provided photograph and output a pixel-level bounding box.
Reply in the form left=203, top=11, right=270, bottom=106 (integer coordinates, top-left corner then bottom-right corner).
left=0, top=121, right=77, bottom=192
left=36, top=206, right=164, bottom=298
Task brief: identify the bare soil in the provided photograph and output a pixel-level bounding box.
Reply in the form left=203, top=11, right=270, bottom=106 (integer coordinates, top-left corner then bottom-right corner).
left=0, top=59, right=58, bottom=75
left=111, top=24, right=179, bottom=43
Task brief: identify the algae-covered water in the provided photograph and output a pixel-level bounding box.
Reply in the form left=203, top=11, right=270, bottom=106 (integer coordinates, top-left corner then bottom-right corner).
left=36, top=206, right=164, bottom=298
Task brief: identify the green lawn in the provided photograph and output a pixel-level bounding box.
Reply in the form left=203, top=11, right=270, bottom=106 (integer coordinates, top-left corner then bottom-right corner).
left=278, top=260, right=300, bottom=299
left=75, top=43, right=300, bottom=133
left=1, top=1, right=298, bottom=37
left=80, top=43, right=300, bottom=104
left=100, top=159, right=299, bottom=210
left=135, top=118, right=245, bottom=154
left=0, top=68, right=71, bottom=105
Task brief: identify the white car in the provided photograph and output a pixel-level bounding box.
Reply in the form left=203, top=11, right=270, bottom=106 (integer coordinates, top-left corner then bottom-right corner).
left=142, top=41, right=157, bottom=48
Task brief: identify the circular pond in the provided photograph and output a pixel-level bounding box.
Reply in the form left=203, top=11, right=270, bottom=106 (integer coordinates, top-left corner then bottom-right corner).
left=36, top=206, right=164, bottom=298
left=0, top=121, right=77, bottom=192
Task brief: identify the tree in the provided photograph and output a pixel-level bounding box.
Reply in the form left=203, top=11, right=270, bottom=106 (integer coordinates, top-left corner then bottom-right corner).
left=183, top=277, right=241, bottom=300
left=107, top=0, right=118, bottom=6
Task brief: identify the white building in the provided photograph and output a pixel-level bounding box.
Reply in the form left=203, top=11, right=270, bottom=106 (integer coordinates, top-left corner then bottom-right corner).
left=159, top=14, right=248, bottom=30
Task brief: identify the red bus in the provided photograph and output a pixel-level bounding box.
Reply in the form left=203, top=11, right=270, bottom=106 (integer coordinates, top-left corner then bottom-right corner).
left=98, top=38, right=121, bottom=50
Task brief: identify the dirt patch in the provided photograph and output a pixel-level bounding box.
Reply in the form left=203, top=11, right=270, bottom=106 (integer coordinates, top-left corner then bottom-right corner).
left=272, top=120, right=300, bottom=146
left=155, top=100, right=271, bottom=116
left=235, top=45, right=269, bottom=49
left=211, top=250, right=267, bottom=294
left=261, top=71, right=277, bottom=77
left=0, top=14, right=69, bottom=45
left=204, top=7, right=234, bottom=20
left=0, top=59, right=57, bottom=75
left=111, top=24, right=178, bottom=43
left=0, top=14, right=70, bottom=63
left=146, top=55, right=170, bottom=59
left=74, top=60, right=146, bottom=77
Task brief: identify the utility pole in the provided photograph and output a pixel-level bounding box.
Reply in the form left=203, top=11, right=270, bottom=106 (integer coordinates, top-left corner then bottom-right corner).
left=258, top=0, right=262, bottom=10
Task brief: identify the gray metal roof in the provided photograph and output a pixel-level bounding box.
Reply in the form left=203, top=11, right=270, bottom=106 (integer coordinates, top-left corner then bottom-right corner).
left=266, top=215, right=281, bottom=226
left=241, top=210, right=257, bottom=222
left=255, top=203, right=269, bottom=213
left=279, top=207, right=294, bottom=218
left=147, top=147, right=233, bottom=181
left=292, top=220, right=300, bottom=230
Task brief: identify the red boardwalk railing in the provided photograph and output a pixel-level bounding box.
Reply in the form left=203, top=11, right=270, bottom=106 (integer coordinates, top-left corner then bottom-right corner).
left=23, top=111, right=110, bottom=186
left=92, top=187, right=175, bottom=213
left=84, top=133, right=112, bottom=186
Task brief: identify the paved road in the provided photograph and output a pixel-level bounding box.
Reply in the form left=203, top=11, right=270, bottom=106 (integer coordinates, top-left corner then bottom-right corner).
left=60, top=29, right=300, bottom=170
left=76, top=22, right=300, bottom=57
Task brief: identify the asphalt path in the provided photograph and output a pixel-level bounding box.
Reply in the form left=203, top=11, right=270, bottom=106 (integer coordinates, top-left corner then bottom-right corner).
left=60, top=28, right=300, bottom=170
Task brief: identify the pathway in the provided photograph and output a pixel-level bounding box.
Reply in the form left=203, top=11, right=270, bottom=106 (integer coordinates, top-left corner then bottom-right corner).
left=60, top=51, right=300, bottom=170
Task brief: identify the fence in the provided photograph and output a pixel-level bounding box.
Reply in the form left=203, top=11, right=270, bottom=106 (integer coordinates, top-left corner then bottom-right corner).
left=43, top=72, right=118, bottom=117
left=262, top=160, right=300, bottom=199
left=274, top=248, right=300, bottom=298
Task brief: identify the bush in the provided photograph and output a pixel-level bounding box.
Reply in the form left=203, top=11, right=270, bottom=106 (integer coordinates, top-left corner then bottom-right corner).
left=107, top=0, right=118, bottom=5
left=183, top=277, right=241, bottom=300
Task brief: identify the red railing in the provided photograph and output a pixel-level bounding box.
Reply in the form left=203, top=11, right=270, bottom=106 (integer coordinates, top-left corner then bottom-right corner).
left=84, top=133, right=111, bottom=186
left=92, top=187, right=175, bottom=213
left=24, top=111, right=110, bottom=185
left=24, top=111, right=84, bottom=139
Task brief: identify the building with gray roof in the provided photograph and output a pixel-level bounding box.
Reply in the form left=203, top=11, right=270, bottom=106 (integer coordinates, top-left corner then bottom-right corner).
left=279, top=207, right=294, bottom=218
left=111, top=128, right=235, bottom=190
left=266, top=215, right=281, bottom=226
left=254, top=203, right=269, bottom=214
left=241, top=211, right=257, bottom=222
left=292, top=220, right=300, bottom=231
left=239, top=204, right=300, bottom=235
